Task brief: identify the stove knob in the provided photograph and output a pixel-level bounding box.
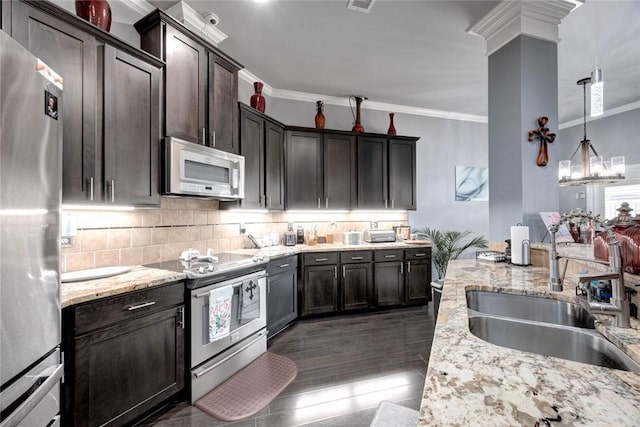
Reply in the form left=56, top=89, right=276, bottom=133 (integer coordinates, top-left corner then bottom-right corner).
left=208, top=264, right=215, bottom=272
left=198, top=266, right=205, bottom=274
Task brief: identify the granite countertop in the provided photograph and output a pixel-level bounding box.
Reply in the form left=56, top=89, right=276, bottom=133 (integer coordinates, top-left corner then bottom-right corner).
left=420, top=259, right=640, bottom=426
left=60, top=266, right=186, bottom=308
left=61, top=242, right=429, bottom=307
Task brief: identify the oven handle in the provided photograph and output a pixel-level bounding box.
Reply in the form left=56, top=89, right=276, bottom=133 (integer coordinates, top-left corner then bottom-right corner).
left=193, top=330, right=267, bottom=378
left=194, top=281, right=243, bottom=299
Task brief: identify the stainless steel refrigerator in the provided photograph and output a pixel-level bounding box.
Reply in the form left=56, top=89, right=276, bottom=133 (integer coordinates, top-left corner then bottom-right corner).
left=0, top=30, right=64, bottom=426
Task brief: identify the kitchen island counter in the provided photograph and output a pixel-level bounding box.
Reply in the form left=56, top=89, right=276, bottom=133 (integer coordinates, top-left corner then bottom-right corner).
left=420, top=259, right=640, bottom=426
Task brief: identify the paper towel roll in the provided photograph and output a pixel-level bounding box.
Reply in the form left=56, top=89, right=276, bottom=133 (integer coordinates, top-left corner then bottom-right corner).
left=510, top=225, right=530, bottom=265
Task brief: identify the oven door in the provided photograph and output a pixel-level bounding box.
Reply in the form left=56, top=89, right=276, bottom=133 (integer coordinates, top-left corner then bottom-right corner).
left=190, top=270, right=266, bottom=368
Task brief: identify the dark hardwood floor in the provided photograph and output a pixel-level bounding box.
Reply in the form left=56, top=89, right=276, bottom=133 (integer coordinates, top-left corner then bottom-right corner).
left=140, top=305, right=435, bottom=427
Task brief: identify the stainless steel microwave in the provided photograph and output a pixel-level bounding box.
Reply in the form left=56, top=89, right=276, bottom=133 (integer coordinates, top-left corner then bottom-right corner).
left=162, top=137, right=245, bottom=200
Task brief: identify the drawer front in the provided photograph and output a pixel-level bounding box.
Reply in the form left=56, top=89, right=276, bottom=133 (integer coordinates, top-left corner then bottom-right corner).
left=405, top=248, right=432, bottom=260
left=374, top=250, right=404, bottom=262
left=74, top=281, right=185, bottom=335
left=340, top=251, right=373, bottom=264
left=267, top=255, right=298, bottom=275
left=303, top=252, right=339, bottom=265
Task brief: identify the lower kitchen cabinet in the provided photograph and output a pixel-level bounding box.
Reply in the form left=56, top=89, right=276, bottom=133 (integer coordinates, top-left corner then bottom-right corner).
left=302, top=253, right=339, bottom=315
left=62, top=282, right=185, bottom=426
left=404, top=248, right=432, bottom=305
left=267, top=256, right=298, bottom=338
left=340, top=251, right=373, bottom=311
left=373, top=250, right=405, bottom=307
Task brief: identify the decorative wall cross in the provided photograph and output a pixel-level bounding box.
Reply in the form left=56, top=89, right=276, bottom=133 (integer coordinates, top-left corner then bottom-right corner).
left=528, top=116, right=556, bottom=166
left=245, top=280, right=257, bottom=300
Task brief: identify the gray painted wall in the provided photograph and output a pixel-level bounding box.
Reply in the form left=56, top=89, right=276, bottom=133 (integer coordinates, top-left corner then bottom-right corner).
left=488, top=36, right=559, bottom=243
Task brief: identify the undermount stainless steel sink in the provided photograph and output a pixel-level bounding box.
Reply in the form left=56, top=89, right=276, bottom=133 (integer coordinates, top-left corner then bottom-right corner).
left=466, top=290, right=596, bottom=329
left=468, top=315, right=640, bottom=371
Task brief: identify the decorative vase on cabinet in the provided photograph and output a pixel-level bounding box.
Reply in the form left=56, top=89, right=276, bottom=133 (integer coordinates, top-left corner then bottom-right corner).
left=75, top=0, right=112, bottom=32
left=250, top=81, right=266, bottom=113
left=387, top=113, right=397, bottom=135
left=315, top=101, right=325, bottom=129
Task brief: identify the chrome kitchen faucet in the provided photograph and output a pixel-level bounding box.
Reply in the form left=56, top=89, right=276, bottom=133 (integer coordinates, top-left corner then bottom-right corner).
left=548, top=209, right=630, bottom=328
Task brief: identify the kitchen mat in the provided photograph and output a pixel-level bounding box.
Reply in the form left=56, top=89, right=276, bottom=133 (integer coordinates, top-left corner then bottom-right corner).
left=194, top=352, right=297, bottom=421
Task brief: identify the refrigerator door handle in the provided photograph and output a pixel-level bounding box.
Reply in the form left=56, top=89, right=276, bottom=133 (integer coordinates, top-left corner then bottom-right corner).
left=0, top=363, right=63, bottom=427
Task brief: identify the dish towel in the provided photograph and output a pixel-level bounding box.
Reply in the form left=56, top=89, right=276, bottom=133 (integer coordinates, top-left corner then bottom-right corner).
left=238, top=279, right=260, bottom=323
left=209, top=286, right=234, bottom=342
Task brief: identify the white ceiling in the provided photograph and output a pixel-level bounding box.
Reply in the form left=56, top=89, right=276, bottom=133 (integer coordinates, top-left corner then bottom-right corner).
left=93, top=1, right=640, bottom=124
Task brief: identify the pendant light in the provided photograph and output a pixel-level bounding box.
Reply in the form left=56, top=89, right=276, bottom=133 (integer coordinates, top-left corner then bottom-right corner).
left=590, top=66, right=603, bottom=117
left=558, top=76, right=624, bottom=186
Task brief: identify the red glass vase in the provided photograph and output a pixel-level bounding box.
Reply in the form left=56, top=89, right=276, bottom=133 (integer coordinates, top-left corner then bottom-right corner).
left=314, top=101, right=325, bottom=129
left=387, top=113, right=397, bottom=135
left=75, top=0, right=112, bottom=32
left=352, top=96, right=364, bottom=133
left=250, top=81, right=266, bottom=113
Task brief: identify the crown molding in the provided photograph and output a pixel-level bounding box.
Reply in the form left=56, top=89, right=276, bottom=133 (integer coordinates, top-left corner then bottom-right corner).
left=467, top=0, right=582, bottom=55
left=165, top=1, right=228, bottom=46
left=268, top=88, right=488, bottom=124
left=559, top=100, right=640, bottom=130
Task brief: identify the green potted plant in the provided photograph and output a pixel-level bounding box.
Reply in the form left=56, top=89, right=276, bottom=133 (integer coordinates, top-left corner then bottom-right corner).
left=414, top=227, right=488, bottom=281
left=414, top=227, right=488, bottom=315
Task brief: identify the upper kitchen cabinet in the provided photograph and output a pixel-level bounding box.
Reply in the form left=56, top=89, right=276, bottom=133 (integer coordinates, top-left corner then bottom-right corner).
left=135, top=10, right=242, bottom=153
left=10, top=0, right=163, bottom=206
left=357, top=135, right=418, bottom=210
left=285, top=128, right=356, bottom=210
left=222, top=104, right=285, bottom=210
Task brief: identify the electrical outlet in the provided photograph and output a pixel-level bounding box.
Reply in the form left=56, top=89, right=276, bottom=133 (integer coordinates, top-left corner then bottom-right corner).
left=370, top=221, right=378, bottom=229
left=239, top=223, right=246, bottom=234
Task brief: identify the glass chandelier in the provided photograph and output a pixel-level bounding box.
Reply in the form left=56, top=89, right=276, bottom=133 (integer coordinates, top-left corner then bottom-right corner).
left=558, top=74, right=624, bottom=186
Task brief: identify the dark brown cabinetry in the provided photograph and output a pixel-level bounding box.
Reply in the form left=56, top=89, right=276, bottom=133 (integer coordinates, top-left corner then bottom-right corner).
left=224, top=104, right=285, bottom=210
left=340, top=251, right=373, bottom=311
left=404, top=248, right=432, bottom=305
left=10, top=0, right=162, bottom=206
left=286, top=129, right=356, bottom=210
left=301, top=253, right=340, bottom=315
left=136, top=10, right=241, bottom=153
left=62, top=282, right=185, bottom=426
left=266, top=256, right=298, bottom=337
left=357, top=136, right=418, bottom=210
left=373, top=250, right=405, bottom=307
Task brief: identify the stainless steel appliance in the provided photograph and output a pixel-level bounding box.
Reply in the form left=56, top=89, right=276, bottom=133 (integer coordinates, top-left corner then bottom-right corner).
left=363, top=229, right=397, bottom=243
left=0, top=30, right=64, bottom=426
left=147, top=252, right=269, bottom=402
left=162, top=136, right=245, bottom=200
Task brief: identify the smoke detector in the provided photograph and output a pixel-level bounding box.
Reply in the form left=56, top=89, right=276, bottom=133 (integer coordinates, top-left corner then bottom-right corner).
left=347, top=0, right=376, bottom=13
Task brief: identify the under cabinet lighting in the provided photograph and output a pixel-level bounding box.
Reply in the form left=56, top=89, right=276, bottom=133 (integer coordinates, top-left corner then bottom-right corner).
left=62, top=204, right=136, bottom=211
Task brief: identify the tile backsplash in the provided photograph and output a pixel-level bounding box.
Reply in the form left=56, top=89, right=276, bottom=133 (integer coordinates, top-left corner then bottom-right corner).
left=61, top=197, right=409, bottom=272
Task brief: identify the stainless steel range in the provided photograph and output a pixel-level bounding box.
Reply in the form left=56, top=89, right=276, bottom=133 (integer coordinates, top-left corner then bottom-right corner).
left=148, top=251, right=269, bottom=402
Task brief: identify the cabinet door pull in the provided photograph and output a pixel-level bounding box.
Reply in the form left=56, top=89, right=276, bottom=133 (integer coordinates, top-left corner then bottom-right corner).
left=407, top=261, right=411, bottom=273
left=391, top=199, right=395, bottom=209
left=342, top=265, right=346, bottom=278
left=127, top=301, right=156, bottom=311
left=325, top=198, right=328, bottom=209
left=334, top=266, right=337, bottom=279
left=317, top=198, right=321, bottom=208
left=212, top=130, right=216, bottom=147
left=89, top=176, right=94, bottom=201
left=400, top=262, right=404, bottom=274
left=109, top=179, right=115, bottom=202
left=415, top=253, right=426, bottom=257
left=177, top=307, right=184, bottom=329
left=315, top=258, right=328, bottom=262
left=201, top=128, right=206, bottom=144
left=384, top=199, right=388, bottom=209
left=351, top=256, right=363, bottom=260
left=384, top=254, right=396, bottom=259
left=279, top=263, right=290, bottom=268
left=267, top=196, right=272, bottom=209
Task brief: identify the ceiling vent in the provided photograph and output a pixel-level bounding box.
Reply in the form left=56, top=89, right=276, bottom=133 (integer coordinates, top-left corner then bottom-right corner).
left=347, top=0, right=376, bottom=14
